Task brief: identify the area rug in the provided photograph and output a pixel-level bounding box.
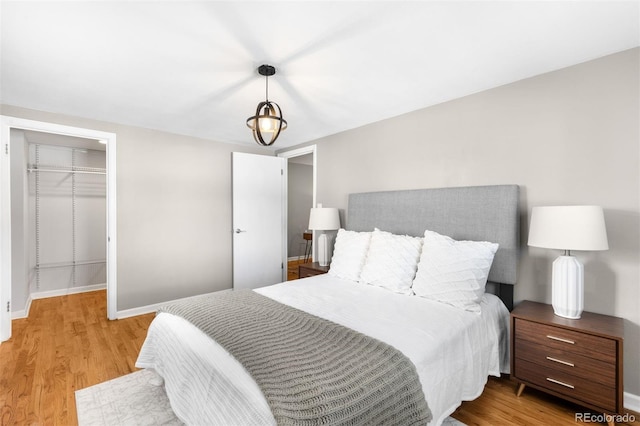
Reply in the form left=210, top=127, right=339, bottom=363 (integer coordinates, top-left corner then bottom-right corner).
left=76, top=369, right=466, bottom=425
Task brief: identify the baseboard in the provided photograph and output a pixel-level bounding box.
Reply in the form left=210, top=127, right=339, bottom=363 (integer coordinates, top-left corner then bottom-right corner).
left=11, top=283, right=106, bottom=319
left=116, top=289, right=231, bottom=320
left=14, top=286, right=237, bottom=321
left=287, top=255, right=307, bottom=262
left=31, top=283, right=106, bottom=301
left=115, top=300, right=166, bottom=320
left=625, top=391, right=640, bottom=413
left=11, top=295, right=32, bottom=320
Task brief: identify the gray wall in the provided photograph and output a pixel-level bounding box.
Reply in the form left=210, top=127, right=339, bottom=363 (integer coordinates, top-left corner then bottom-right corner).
left=287, top=162, right=313, bottom=258
left=1, top=104, right=266, bottom=311
left=279, top=48, right=640, bottom=396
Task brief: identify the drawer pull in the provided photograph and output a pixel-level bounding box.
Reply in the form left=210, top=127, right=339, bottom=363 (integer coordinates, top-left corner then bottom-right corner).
left=546, top=335, right=575, bottom=344
left=546, top=356, right=574, bottom=367
left=546, top=377, right=574, bottom=389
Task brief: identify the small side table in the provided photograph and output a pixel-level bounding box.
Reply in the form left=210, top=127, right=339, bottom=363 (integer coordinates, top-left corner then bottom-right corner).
left=298, top=262, right=329, bottom=279
left=303, top=232, right=313, bottom=263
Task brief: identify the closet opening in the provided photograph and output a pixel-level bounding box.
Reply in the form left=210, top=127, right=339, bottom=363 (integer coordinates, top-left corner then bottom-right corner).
left=0, top=116, right=117, bottom=343
left=14, top=130, right=107, bottom=316
left=28, top=130, right=107, bottom=302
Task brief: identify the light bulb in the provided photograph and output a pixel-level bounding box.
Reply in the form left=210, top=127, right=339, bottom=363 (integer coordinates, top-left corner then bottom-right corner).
left=259, top=117, right=274, bottom=132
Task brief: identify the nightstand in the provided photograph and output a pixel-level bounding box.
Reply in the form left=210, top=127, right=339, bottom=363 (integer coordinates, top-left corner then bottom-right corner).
left=511, top=301, right=624, bottom=425
left=298, top=262, right=330, bottom=278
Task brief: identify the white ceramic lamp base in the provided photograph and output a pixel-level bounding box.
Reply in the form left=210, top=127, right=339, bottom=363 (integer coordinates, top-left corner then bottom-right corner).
left=551, top=255, right=584, bottom=319
left=317, top=232, right=330, bottom=266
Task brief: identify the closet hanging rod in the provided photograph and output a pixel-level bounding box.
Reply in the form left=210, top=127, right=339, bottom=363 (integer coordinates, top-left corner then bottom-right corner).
left=36, top=259, right=106, bottom=269
left=27, top=167, right=106, bottom=175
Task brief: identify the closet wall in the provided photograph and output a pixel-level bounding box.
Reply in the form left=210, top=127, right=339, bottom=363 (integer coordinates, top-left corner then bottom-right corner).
left=10, top=130, right=106, bottom=316
left=10, top=129, right=29, bottom=314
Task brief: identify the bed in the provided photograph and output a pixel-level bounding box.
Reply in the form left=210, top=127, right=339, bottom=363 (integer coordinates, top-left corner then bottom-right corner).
left=136, top=184, right=520, bottom=425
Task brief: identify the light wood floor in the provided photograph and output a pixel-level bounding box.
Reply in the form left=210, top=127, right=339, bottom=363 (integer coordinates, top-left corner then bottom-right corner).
left=1, top=290, right=638, bottom=425
left=0, top=290, right=154, bottom=425
left=453, top=376, right=639, bottom=425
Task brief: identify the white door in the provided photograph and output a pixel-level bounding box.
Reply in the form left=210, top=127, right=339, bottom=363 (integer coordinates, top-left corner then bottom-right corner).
left=232, top=152, right=285, bottom=290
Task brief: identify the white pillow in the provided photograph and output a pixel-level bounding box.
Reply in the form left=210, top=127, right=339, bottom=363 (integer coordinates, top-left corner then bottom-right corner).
left=359, top=228, right=423, bottom=295
left=328, top=229, right=372, bottom=281
left=412, top=229, right=499, bottom=313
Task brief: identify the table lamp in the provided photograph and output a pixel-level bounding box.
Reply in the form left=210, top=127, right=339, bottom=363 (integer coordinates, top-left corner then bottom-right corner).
left=308, top=205, right=340, bottom=266
left=528, top=205, right=609, bottom=319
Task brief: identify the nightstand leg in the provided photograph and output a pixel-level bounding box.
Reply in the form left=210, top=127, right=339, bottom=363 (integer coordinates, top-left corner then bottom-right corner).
left=516, top=383, right=526, bottom=397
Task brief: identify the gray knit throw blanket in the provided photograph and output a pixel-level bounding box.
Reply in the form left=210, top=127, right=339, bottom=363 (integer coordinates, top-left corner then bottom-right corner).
left=160, top=289, right=432, bottom=425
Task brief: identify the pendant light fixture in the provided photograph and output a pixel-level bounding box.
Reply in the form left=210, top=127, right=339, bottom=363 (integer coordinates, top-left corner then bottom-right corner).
left=246, top=64, right=288, bottom=146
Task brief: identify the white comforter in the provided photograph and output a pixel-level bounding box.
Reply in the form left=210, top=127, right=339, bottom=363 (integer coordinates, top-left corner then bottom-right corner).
left=136, top=274, right=510, bottom=425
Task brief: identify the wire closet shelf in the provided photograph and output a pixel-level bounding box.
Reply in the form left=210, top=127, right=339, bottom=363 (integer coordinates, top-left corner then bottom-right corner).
left=30, top=143, right=107, bottom=289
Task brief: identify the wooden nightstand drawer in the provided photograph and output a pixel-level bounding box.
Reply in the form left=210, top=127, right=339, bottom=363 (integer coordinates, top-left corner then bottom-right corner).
left=514, top=318, right=616, bottom=363
left=514, top=338, right=615, bottom=387
left=515, top=358, right=617, bottom=412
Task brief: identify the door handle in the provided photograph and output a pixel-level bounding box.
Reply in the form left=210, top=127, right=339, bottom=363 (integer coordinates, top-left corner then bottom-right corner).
left=235, top=228, right=247, bottom=233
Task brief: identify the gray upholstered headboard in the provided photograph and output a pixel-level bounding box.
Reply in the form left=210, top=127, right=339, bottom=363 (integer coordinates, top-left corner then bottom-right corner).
left=347, top=185, right=519, bottom=309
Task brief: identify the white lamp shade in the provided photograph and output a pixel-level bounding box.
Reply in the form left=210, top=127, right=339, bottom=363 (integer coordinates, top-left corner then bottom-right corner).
left=528, top=205, right=609, bottom=251
left=308, top=207, right=340, bottom=231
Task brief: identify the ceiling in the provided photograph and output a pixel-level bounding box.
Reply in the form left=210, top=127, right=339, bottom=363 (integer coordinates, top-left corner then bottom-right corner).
left=1, top=1, right=638, bottom=150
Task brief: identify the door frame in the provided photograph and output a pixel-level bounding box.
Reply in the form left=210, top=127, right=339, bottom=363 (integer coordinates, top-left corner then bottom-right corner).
left=278, top=145, right=317, bottom=263
left=0, top=116, right=117, bottom=342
